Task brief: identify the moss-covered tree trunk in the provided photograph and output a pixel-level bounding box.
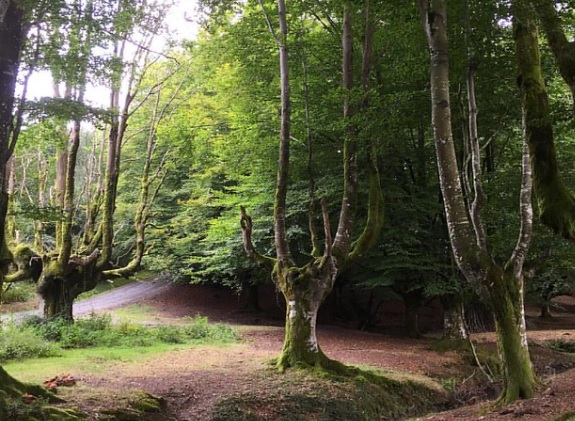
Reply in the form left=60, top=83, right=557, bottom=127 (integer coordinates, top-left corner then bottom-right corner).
left=38, top=275, right=74, bottom=320
left=490, top=269, right=536, bottom=401
left=531, top=0, right=575, bottom=107
left=241, top=0, right=383, bottom=374
left=274, top=259, right=337, bottom=370
left=513, top=0, right=575, bottom=240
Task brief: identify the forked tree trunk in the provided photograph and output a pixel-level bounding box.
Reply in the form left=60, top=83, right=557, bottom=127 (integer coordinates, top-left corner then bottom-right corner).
left=242, top=0, right=383, bottom=373
left=419, top=0, right=537, bottom=403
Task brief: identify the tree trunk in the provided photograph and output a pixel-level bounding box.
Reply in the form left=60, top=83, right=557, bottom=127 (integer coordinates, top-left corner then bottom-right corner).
left=419, top=0, right=537, bottom=403
left=274, top=259, right=337, bottom=370
left=540, top=303, right=552, bottom=318
left=243, top=281, right=261, bottom=313
left=39, top=276, right=74, bottom=320
left=513, top=0, right=575, bottom=240
left=442, top=296, right=468, bottom=340
left=401, top=291, right=422, bottom=338
left=490, top=270, right=536, bottom=402
left=531, top=0, right=575, bottom=106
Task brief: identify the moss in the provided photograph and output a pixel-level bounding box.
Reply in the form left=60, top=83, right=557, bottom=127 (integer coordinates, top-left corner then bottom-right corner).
left=212, top=367, right=448, bottom=421
left=553, top=411, right=575, bottom=421
left=128, top=391, right=164, bottom=413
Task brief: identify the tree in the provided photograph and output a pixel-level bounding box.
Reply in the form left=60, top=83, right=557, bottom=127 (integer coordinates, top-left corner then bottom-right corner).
left=0, top=0, right=67, bottom=414
left=240, top=0, right=384, bottom=371
left=418, top=0, right=537, bottom=403
left=512, top=0, right=575, bottom=240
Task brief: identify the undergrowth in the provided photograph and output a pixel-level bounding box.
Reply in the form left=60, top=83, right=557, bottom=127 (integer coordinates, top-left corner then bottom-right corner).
left=0, top=314, right=239, bottom=362
left=1, top=282, right=36, bottom=304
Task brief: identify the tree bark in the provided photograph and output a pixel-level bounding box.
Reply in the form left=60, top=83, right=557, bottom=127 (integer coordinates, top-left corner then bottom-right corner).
left=514, top=0, right=575, bottom=240
left=530, top=0, right=575, bottom=104
left=275, top=258, right=337, bottom=370
left=442, top=296, right=468, bottom=340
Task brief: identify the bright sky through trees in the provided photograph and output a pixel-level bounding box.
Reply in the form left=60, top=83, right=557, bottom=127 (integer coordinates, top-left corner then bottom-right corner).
left=24, top=0, right=198, bottom=105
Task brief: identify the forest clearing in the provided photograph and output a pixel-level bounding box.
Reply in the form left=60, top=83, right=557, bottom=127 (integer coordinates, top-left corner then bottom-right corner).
left=3, top=281, right=575, bottom=420
left=4, top=0, right=575, bottom=419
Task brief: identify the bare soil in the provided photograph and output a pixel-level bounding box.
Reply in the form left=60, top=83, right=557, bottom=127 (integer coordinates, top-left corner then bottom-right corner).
left=17, top=282, right=575, bottom=420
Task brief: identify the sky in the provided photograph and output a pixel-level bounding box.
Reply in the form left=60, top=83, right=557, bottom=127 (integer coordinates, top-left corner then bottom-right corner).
left=25, top=0, right=199, bottom=105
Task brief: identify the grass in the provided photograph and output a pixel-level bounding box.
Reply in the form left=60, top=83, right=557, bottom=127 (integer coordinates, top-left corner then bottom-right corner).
left=4, top=344, right=192, bottom=382
left=108, top=303, right=161, bottom=324
left=0, top=313, right=239, bottom=366
left=1, top=282, right=36, bottom=304
left=212, top=365, right=449, bottom=421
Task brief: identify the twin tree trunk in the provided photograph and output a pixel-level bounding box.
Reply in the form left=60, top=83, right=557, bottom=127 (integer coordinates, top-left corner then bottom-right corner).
left=419, top=0, right=537, bottom=403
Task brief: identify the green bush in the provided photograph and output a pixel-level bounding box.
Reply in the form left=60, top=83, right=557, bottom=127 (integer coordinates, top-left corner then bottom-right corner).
left=1, top=283, right=36, bottom=304
left=0, top=324, right=60, bottom=362
left=546, top=338, right=575, bottom=353
left=181, top=316, right=239, bottom=343
left=1, top=314, right=239, bottom=362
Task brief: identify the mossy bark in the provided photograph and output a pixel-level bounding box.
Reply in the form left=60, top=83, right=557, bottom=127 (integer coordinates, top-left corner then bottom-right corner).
left=0, top=365, right=62, bottom=416
left=37, top=251, right=100, bottom=320
left=275, top=258, right=337, bottom=371
left=441, top=296, right=468, bottom=340
left=514, top=0, right=575, bottom=240
left=490, top=269, right=537, bottom=402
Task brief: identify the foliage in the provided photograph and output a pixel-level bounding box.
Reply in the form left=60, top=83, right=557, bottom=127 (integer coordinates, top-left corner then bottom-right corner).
left=0, top=323, right=61, bottom=362
left=3, top=313, right=240, bottom=360
left=1, top=282, right=36, bottom=304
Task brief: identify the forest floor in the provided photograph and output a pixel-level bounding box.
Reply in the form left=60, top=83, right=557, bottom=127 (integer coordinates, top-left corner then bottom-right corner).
left=6, top=282, right=575, bottom=420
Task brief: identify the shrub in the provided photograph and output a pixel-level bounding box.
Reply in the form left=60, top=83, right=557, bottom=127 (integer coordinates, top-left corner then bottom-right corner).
left=1, top=283, right=36, bottom=304
left=0, top=324, right=60, bottom=361
left=1, top=313, right=239, bottom=362
left=182, top=316, right=239, bottom=343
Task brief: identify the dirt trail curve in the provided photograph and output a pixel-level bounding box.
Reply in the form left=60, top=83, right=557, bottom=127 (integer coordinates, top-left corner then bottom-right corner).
left=1, top=276, right=172, bottom=322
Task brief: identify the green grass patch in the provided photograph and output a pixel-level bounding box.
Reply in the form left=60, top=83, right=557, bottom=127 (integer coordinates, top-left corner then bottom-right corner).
left=1, top=314, right=239, bottom=364
left=545, top=338, right=575, bottom=354
left=1, top=282, right=36, bottom=304
left=3, top=345, right=191, bottom=383
left=553, top=411, right=575, bottom=421
left=212, top=366, right=449, bottom=421
left=108, top=304, right=159, bottom=324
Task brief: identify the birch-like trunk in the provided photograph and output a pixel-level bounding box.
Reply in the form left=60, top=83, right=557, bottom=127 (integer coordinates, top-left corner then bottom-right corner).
left=419, top=0, right=536, bottom=403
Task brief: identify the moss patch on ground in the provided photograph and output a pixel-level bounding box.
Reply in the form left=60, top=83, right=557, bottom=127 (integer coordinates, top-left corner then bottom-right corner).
left=211, top=366, right=449, bottom=421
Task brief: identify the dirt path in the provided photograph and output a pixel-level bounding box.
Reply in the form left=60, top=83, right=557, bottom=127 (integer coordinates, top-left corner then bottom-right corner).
left=70, top=284, right=575, bottom=420
left=1, top=277, right=172, bottom=322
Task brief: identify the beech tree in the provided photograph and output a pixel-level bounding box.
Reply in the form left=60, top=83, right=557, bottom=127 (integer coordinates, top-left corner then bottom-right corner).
left=240, top=0, right=384, bottom=371
left=0, top=0, right=68, bottom=415
left=418, top=0, right=537, bottom=403
left=512, top=0, right=575, bottom=240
